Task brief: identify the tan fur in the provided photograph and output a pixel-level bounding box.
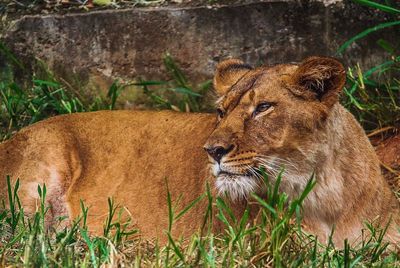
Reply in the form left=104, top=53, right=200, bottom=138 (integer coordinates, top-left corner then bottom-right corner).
left=0, top=111, right=217, bottom=239
left=0, top=57, right=399, bottom=247
left=205, top=56, right=400, bottom=246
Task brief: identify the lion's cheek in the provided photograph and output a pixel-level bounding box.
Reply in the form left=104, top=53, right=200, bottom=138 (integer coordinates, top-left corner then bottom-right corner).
left=245, top=122, right=288, bottom=151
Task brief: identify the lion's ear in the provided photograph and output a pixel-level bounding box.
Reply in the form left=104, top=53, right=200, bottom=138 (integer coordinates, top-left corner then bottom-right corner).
left=291, top=56, right=346, bottom=108
left=213, top=59, right=253, bottom=96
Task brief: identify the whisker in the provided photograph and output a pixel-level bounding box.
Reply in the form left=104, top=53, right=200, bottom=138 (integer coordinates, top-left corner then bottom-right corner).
left=255, top=158, right=292, bottom=170
left=246, top=166, right=265, bottom=189
left=256, top=162, right=280, bottom=179
left=255, top=155, right=299, bottom=172
left=254, top=158, right=284, bottom=172
left=257, top=154, right=298, bottom=169
left=245, top=164, right=262, bottom=181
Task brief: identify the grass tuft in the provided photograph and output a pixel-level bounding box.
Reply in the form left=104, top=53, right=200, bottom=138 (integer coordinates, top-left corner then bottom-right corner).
left=340, top=0, right=400, bottom=131
left=1, top=172, right=398, bottom=266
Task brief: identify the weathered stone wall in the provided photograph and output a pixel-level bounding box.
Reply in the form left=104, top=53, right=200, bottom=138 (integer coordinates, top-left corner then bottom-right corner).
left=1, top=0, right=398, bottom=89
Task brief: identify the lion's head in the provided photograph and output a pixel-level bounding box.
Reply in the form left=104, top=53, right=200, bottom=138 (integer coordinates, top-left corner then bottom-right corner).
left=204, top=56, right=346, bottom=200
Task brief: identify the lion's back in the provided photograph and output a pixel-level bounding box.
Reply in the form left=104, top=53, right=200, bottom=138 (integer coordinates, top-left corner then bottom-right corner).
left=0, top=110, right=217, bottom=238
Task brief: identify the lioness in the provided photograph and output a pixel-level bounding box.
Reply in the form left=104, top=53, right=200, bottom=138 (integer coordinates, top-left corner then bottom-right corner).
left=0, top=57, right=399, bottom=246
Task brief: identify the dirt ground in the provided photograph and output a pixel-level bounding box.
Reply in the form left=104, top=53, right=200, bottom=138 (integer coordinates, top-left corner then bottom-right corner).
left=376, top=134, right=400, bottom=190
left=375, top=132, right=400, bottom=191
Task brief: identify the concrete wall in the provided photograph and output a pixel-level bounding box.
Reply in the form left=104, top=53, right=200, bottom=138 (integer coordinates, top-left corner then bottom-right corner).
left=2, top=0, right=398, bottom=89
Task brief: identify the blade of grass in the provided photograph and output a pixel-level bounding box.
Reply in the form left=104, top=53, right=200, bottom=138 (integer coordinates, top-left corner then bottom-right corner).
left=353, top=0, right=400, bottom=14
left=337, top=21, right=400, bottom=55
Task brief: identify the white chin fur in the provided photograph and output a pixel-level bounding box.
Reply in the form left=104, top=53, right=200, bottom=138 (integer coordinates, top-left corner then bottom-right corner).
left=215, top=174, right=258, bottom=201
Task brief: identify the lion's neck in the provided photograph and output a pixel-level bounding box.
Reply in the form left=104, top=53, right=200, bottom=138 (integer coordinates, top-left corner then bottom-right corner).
left=283, top=104, right=383, bottom=226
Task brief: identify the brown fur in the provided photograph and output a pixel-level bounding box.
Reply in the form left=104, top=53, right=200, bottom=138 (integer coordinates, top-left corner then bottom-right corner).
left=0, top=111, right=217, bottom=239
left=205, top=56, right=400, bottom=246
left=0, top=57, right=399, bottom=246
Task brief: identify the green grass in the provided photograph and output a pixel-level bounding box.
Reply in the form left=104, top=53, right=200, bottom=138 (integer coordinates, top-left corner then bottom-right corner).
left=340, top=0, right=400, bottom=131
left=132, top=53, right=212, bottom=112
left=342, top=63, right=400, bottom=131
left=0, top=78, right=124, bottom=141
left=1, top=172, right=399, bottom=267
left=0, top=51, right=209, bottom=141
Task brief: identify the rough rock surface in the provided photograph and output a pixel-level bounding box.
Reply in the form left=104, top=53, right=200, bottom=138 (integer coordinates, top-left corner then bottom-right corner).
left=1, top=0, right=398, bottom=89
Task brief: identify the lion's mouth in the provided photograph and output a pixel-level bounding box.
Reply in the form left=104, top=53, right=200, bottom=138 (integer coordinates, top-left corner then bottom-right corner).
left=213, top=163, right=255, bottom=178
left=214, top=168, right=260, bottom=200
left=218, top=170, right=247, bottom=177
left=215, top=173, right=259, bottom=201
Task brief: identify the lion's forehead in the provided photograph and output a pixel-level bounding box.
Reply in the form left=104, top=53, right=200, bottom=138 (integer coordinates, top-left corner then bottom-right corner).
left=222, top=74, right=260, bottom=109
left=220, top=66, right=295, bottom=110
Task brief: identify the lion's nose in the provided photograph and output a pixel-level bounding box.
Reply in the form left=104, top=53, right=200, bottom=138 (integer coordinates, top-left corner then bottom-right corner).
left=204, top=144, right=234, bottom=163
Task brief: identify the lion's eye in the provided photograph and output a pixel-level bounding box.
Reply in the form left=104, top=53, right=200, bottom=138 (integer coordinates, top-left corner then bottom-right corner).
left=253, top=102, right=272, bottom=117
left=216, top=108, right=225, bottom=119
